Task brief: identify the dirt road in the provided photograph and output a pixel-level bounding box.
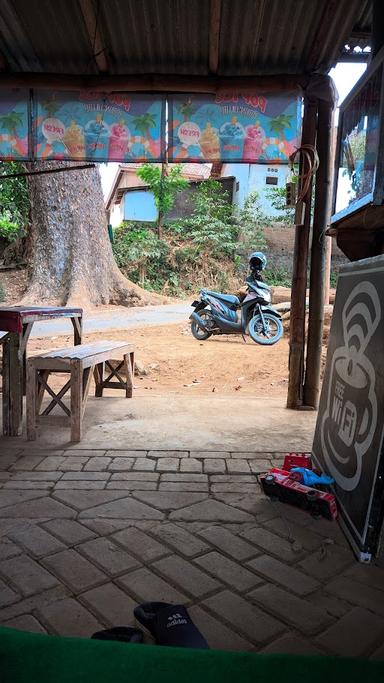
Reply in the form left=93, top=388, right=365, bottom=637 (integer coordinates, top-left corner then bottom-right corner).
left=28, top=321, right=290, bottom=398
left=30, top=303, right=191, bottom=337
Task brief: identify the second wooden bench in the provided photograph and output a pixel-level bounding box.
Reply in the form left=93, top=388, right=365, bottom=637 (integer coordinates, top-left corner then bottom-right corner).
left=26, top=340, right=134, bottom=442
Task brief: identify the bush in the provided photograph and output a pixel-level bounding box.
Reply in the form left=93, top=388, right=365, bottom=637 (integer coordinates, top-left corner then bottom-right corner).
left=0, top=161, right=29, bottom=242
left=0, top=213, right=21, bottom=242
left=112, top=223, right=170, bottom=286
left=236, top=190, right=267, bottom=262
left=0, top=280, right=5, bottom=302
left=171, top=179, right=238, bottom=259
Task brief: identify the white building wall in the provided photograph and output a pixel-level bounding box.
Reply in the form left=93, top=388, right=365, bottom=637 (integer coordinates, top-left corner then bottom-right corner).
left=110, top=201, right=124, bottom=227
left=223, top=162, right=289, bottom=217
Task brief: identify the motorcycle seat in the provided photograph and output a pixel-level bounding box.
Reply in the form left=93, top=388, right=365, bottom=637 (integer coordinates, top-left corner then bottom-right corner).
left=205, top=290, right=240, bottom=306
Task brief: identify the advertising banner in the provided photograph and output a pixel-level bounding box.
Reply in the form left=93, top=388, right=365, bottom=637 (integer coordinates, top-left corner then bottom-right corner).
left=312, top=256, right=384, bottom=560
left=168, top=92, right=301, bottom=163
left=0, top=89, right=30, bottom=160
left=33, top=91, right=165, bottom=162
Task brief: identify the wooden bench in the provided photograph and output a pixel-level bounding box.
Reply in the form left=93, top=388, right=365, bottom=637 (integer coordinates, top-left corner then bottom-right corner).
left=26, top=341, right=134, bottom=442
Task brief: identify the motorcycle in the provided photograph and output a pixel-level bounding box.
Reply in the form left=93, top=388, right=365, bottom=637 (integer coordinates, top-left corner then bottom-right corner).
left=190, top=277, right=283, bottom=345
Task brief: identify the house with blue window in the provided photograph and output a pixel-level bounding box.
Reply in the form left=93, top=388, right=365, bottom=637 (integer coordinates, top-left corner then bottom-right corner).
left=106, top=163, right=212, bottom=227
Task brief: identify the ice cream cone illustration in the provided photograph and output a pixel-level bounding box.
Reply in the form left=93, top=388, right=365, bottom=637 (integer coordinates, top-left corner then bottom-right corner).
left=84, top=114, right=109, bottom=160
left=219, top=116, right=245, bottom=160
left=199, top=122, right=220, bottom=159
left=243, top=120, right=266, bottom=161
left=108, top=119, right=130, bottom=160
left=63, top=120, right=85, bottom=159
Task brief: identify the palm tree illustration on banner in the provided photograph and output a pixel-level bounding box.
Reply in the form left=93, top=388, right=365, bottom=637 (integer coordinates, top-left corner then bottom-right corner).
left=43, top=99, right=60, bottom=118
left=269, top=114, right=293, bottom=139
left=0, top=112, right=24, bottom=156
left=179, top=98, right=195, bottom=121
left=132, top=113, right=157, bottom=140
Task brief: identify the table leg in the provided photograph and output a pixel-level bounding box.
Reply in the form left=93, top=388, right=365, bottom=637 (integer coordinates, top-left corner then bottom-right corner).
left=2, top=332, right=23, bottom=436
left=71, top=316, right=83, bottom=345
left=21, top=323, right=33, bottom=396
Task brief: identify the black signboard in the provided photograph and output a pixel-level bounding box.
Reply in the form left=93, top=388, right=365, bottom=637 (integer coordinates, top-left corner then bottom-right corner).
left=312, top=255, right=384, bottom=561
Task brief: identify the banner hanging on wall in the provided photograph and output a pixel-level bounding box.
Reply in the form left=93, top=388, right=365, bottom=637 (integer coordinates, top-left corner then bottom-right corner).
left=168, top=92, right=301, bottom=163
left=33, top=91, right=165, bottom=162
left=0, top=89, right=30, bottom=160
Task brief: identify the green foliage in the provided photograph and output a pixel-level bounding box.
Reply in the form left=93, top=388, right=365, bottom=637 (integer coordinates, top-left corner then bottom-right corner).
left=171, top=179, right=237, bottom=258
left=136, top=164, right=188, bottom=218
left=0, top=162, right=30, bottom=242
left=266, top=267, right=292, bottom=287
left=0, top=280, right=5, bottom=302
left=113, top=224, right=167, bottom=268
left=236, top=190, right=267, bottom=257
left=330, top=271, right=338, bottom=288
left=112, top=223, right=171, bottom=288
left=265, top=187, right=295, bottom=224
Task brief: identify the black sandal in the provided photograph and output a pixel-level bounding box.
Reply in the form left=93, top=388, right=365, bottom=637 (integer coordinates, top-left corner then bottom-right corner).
left=134, top=602, right=208, bottom=649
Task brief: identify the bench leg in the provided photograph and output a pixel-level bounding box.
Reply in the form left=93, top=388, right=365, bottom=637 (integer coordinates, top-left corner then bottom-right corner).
left=70, top=361, right=82, bottom=442
left=26, top=361, right=37, bottom=441
left=124, top=351, right=134, bottom=398
left=94, top=362, right=104, bottom=397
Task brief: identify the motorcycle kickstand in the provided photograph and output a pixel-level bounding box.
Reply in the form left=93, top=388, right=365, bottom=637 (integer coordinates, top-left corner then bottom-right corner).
left=242, top=334, right=247, bottom=343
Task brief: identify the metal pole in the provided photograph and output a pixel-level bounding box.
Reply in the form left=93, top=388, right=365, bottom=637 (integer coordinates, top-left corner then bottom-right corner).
left=287, top=97, right=318, bottom=409
left=303, top=98, right=334, bottom=408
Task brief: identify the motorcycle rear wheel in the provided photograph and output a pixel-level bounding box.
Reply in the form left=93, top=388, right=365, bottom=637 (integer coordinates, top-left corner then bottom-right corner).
left=191, top=309, right=213, bottom=340
left=248, top=313, right=283, bottom=345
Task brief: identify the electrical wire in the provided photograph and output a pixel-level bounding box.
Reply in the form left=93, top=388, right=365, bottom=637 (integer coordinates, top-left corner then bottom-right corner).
left=289, top=144, right=319, bottom=203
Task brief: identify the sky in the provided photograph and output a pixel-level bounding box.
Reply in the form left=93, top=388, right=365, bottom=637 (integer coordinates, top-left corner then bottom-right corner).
left=99, top=62, right=367, bottom=199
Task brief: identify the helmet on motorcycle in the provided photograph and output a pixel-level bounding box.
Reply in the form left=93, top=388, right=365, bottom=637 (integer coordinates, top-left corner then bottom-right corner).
left=249, top=251, right=267, bottom=271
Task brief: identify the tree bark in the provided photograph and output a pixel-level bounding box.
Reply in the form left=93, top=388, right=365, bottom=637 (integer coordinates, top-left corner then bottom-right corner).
left=21, top=161, right=162, bottom=307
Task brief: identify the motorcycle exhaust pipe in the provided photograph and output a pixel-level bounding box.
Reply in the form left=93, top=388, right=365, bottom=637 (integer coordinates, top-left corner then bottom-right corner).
left=190, top=311, right=209, bottom=333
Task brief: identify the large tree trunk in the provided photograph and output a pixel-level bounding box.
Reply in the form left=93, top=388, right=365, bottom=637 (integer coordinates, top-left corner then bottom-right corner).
left=22, top=161, right=163, bottom=307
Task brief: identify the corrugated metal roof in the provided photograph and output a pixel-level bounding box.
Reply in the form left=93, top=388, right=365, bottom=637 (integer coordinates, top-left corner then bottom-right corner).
left=0, top=0, right=372, bottom=78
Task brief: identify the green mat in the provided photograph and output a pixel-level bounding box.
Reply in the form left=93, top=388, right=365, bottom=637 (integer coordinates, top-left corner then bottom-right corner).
left=0, top=626, right=383, bottom=683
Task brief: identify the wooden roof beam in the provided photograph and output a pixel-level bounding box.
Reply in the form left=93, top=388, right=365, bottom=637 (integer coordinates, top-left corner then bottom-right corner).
left=0, top=72, right=308, bottom=93
left=209, top=0, right=222, bottom=74
left=79, top=0, right=109, bottom=74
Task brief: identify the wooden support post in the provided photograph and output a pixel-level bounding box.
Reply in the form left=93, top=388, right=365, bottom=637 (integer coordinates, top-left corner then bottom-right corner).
left=287, top=98, right=318, bottom=409
left=303, top=99, right=334, bottom=408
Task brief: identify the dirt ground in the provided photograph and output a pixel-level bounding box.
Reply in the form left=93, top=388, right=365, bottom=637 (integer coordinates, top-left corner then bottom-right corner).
left=1, top=268, right=331, bottom=399
left=26, top=322, right=291, bottom=398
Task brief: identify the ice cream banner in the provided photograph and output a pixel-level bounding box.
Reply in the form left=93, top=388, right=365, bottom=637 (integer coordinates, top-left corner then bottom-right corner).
left=168, top=92, right=301, bottom=163
left=0, top=89, right=30, bottom=160
left=33, top=91, right=165, bottom=162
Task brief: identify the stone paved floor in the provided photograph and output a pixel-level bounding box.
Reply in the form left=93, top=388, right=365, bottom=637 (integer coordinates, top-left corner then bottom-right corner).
left=0, top=447, right=383, bottom=659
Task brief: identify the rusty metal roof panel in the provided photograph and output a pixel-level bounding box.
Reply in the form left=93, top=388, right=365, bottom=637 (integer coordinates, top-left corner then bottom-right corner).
left=219, top=0, right=371, bottom=75
left=0, top=0, right=97, bottom=74
left=0, top=0, right=373, bottom=77
left=99, top=0, right=210, bottom=75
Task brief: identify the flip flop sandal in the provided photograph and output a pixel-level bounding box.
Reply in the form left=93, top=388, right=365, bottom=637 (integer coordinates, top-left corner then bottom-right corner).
left=134, top=602, right=209, bottom=649
left=91, top=627, right=143, bottom=643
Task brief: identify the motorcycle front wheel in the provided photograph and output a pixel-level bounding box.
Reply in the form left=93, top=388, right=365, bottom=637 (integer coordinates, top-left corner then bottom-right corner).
left=248, top=313, right=283, bottom=345
left=191, top=309, right=213, bottom=340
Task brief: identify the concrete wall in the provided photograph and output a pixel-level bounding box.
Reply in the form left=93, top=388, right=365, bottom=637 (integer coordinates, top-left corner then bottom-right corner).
left=264, top=226, right=347, bottom=277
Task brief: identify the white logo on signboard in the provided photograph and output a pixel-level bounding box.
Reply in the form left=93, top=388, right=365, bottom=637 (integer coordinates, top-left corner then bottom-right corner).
left=321, top=281, right=380, bottom=491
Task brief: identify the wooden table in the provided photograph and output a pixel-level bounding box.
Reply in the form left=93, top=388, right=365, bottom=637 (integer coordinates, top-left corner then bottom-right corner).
left=0, top=306, right=82, bottom=436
